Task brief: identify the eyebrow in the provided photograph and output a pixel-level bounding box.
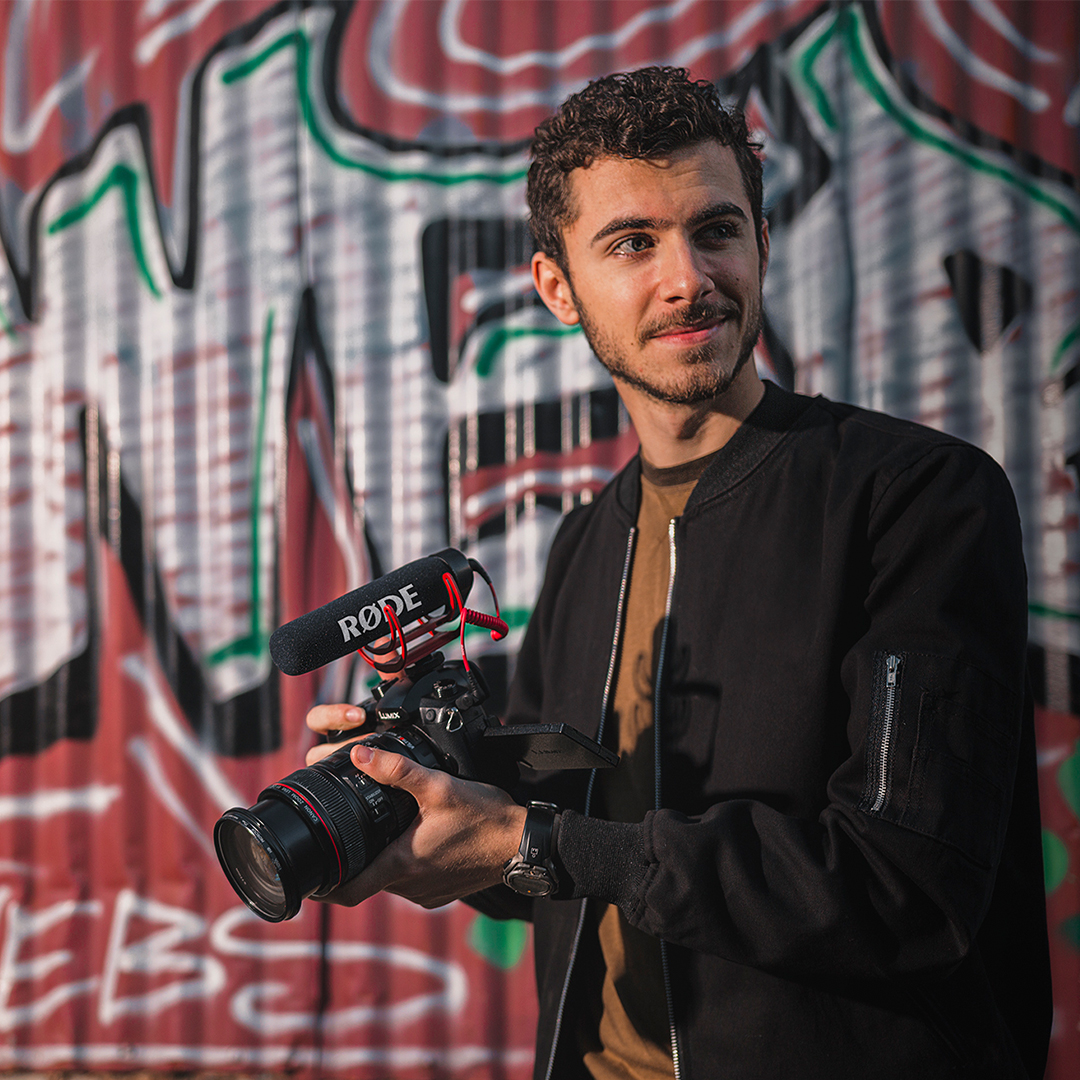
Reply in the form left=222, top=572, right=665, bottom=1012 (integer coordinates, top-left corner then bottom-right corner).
left=589, top=201, right=748, bottom=247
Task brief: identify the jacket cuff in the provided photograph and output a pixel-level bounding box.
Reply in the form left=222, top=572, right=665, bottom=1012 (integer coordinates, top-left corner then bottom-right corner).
left=554, top=809, right=649, bottom=906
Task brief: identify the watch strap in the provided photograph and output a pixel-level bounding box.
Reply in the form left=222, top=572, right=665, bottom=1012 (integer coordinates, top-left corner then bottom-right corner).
left=502, top=801, right=560, bottom=896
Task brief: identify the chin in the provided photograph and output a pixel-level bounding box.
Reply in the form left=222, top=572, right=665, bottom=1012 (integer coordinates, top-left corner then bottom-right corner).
left=621, top=370, right=740, bottom=407
left=652, top=355, right=751, bottom=406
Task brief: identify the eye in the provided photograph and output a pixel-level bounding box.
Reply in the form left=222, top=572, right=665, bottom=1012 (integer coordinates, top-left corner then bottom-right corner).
left=611, top=234, right=653, bottom=256
left=697, top=221, right=739, bottom=245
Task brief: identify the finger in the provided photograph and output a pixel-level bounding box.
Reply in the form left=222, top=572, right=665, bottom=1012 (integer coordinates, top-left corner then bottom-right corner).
left=305, top=734, right=366, bottom=766
left=311, top=872, right=380, bottom=907
left=384, top=878, right=462, bottom=909
left=312, top=835, right=412, bottom=907
left=350, top=744, right=444, bottom=801
left=306, top=703, right=365, bottom=735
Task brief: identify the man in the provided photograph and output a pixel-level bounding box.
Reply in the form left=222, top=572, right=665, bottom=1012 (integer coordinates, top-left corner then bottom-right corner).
left=306, top=68, right=1052, bottom=1079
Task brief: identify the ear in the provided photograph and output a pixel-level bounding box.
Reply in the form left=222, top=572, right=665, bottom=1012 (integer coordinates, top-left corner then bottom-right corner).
left=532, top=251, right=580, bottom=326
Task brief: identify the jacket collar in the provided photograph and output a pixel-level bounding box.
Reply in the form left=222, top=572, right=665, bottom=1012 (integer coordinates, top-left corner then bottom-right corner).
left=614, top=381, right=813, bottom=521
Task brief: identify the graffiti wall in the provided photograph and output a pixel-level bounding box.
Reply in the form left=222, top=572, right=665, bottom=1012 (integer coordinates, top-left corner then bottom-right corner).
left=0, top=0, right=1076, bottom=1075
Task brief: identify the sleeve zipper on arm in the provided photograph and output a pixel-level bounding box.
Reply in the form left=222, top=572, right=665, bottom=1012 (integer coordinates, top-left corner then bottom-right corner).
left=869, top=654, right=902, bottom=814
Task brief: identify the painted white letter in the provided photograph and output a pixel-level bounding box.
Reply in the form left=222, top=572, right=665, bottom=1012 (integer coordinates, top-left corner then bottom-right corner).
left=98, top=889, right=225, bottom=1025
left=0, top=889, right=102, bottom=1029
left=212, top=906, right=466, bottom=1034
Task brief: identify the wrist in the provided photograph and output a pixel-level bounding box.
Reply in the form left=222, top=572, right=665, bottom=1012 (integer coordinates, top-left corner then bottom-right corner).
left=502, top=801, right=561, bottom=897
left=505, top=803, right=528, bottom=852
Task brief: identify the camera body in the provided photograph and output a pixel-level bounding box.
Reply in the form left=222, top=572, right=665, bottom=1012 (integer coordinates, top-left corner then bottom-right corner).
left=363, top=652, right=517, bottom=790
left=215, top=646, right=616, bottom=922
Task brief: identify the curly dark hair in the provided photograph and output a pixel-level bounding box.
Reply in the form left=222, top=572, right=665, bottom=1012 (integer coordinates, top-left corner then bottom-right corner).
left=527, top=67, right=764, bottom=272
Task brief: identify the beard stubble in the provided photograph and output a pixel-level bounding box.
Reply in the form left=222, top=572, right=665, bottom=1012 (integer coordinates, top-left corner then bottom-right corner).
left=571, top=286, right=764, bottom=407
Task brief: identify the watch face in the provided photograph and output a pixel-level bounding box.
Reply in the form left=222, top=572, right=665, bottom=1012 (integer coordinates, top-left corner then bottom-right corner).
left=506, top=865, right=556, bottom=897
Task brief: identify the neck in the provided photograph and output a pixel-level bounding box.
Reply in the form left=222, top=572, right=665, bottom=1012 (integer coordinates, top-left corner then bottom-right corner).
left=619, top=366, right=765, bottom=468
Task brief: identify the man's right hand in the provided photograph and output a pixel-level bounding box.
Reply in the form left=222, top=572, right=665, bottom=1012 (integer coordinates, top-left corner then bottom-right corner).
left=305, top=703, right=367, bottom=764
left=301, top=700, right=527, bottom=909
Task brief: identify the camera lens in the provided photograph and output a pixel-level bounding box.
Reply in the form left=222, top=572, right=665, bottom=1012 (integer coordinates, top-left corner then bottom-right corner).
left=214, top=733, right=438, bottom=922
left=214, top=789, right=331, bottom=921
left=214, top=813, right=291, bottom=921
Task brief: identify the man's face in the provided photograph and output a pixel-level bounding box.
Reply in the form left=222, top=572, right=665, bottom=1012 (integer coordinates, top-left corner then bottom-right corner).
left=533, top=140, right=768, bottom=407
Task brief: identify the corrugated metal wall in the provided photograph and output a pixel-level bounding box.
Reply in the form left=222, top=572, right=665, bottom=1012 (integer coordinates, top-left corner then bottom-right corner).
left=0, top=1, right=1075, bottom=1075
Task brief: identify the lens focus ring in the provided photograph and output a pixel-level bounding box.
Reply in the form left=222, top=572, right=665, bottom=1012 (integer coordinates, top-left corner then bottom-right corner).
left=272, top=767, right=368, bottom=884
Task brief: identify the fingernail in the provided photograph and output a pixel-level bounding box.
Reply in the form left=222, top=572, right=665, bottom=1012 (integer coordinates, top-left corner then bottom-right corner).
left=345, top=707, right=363, bottom=723
left=352, top=744, right=374, bottom=765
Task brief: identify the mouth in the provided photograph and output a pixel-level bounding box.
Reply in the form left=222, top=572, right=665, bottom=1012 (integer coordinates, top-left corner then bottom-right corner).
left=641, top=298, right=741, bottom=347
left=649, top=315, right=729, bottom=346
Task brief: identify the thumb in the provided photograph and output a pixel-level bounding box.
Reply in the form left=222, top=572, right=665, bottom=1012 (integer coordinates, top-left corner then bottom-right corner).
left=350, top=743, right=435, bottom=798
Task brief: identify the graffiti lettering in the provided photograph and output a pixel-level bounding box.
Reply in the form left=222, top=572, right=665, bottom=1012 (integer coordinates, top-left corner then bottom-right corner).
left=0, top=893, right=468, bottom=1039
left=98, top=889, right=226, bottom=1025
left=211, top=906, right=467, bottom=1035
left=0, top=888, right=102, bottom=1029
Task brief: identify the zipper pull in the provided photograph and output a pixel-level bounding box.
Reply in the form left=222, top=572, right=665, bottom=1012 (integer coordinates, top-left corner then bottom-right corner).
left=886, top=654, right=901, bottom=686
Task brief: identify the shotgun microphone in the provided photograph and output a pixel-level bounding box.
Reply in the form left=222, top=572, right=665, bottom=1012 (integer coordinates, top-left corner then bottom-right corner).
left=221, top=550, right=614, bottom=923
left=268, top=548, right=474, bottom=676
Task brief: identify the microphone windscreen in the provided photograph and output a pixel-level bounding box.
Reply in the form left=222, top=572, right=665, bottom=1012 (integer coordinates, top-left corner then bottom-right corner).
left=269, top=549, right=473, bottom=676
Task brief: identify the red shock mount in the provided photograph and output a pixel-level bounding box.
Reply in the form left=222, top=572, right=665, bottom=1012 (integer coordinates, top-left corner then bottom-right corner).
left=357, top=570, right=509, bottom=675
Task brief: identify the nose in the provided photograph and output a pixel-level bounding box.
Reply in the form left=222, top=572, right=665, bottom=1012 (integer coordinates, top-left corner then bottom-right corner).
left=657, top=236, right=714, bottom=305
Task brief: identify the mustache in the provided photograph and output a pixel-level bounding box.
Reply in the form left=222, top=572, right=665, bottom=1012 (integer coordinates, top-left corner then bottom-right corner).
left=639, top=299, right=739, bottom=343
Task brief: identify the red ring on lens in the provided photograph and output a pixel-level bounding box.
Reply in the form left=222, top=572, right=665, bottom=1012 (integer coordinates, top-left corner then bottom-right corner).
left=276, top=782, right=344, bottom=887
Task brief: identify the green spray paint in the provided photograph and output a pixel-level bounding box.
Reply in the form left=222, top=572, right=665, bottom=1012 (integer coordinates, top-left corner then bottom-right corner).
left=797, top=5, right=1080, bottom=372
left=1043, top=829, right=1069, bottom=895
left=205, top=307, right=275, bottom=666
left=475, top=324, right=583, bottom=378
left=1029, top=603, right=1080, bottom=623
left=1059, top=741, right=1080, bottom=821
left=47, top=163, right=162, bottom=298
left=468, top=913, right=529, bottom=970
left=221, top=31, right=527, bottom=186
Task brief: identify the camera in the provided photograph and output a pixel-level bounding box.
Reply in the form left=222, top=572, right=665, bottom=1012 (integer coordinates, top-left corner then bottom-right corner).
left=214, top=551, right=615, bottom=922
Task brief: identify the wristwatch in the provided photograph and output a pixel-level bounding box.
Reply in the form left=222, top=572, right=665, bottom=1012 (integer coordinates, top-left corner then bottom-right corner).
left=502, top=801, right=560, bottom=897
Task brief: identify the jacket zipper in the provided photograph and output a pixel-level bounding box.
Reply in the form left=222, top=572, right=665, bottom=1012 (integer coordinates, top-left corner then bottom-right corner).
left=656, top=518, right=683, bottom=1080
left=543, top=526, right=637, bottom=1080
left=869, top=654, right=902, bottom=814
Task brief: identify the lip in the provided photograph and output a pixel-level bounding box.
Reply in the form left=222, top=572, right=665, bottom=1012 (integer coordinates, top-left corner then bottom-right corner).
left=651, top=316, right=727, bottom=346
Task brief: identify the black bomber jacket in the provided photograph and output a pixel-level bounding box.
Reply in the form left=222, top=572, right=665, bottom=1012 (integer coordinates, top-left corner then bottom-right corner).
left=482, top=383, right=1051, bottom=1080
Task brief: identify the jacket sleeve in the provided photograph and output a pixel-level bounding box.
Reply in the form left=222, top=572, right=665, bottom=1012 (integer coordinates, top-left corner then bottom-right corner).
left=553, top=443, right=1034, bottom=982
